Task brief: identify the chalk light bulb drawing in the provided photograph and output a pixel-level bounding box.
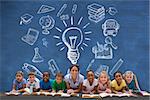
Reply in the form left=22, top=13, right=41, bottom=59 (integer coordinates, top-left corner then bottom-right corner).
left=62, top=27, right=83, bottom=64
left=54, top=16, right=92, bottom=64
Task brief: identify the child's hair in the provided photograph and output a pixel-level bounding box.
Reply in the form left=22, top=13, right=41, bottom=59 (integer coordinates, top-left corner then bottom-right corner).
left=56, top=72, right=64, bottom=78
left=99, top=71, right=110, bottom=80
left=123, top=71, right=134, bottom=77
left=70, top=64, right=80, bottom=71
left=43, top=71, right=50, bottom=76
left=114, top=71, right=122, bottom=78
left=28, top=72, right=35, bottom=76
left=16, top=71, right=24, bottom=76
left=86, top=70, right=94, bottom=75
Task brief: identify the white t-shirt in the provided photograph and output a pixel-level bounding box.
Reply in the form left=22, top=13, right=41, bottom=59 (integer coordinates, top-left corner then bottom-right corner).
left=26, top=77, right=40, bottom=89
left=83, top=79, right=98, bottom=92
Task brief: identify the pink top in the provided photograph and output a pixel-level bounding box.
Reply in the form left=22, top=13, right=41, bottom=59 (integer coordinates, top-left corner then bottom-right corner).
left=97, top=81, right=111, bottom=92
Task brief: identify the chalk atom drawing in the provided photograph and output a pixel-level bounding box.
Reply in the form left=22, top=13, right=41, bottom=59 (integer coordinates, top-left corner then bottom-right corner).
left=102, top=19, right=120, bottom=37
left=20, top=13, right=33, bottom=25
left=21, top=28, right=39, bottom=45
left=39, top=15, right=55, bottom=35
left=22, top=63, right=43, bottom=78
left=109, top=59, right=124, bottom=76
left=48, top=59, right=60, bottom=76
left=95, top=64, right=109, bottom=77
left=32, top=47, right=44, bottom=63
left=37, top=5, right=55, bottom=14
left=87, top=3, right=105, bottom=23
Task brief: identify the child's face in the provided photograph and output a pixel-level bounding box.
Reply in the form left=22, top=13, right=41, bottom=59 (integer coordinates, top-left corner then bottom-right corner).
left=43, top=72, right=50, bottom=82
left=16, top=74, right=23, bottom=82
left=56, top=76, right=62, bottom=84
left=29, top=75, right=35, bottom=83
left=87, top=71, right=94, bottom=83
left=115, top=73, right=123, bottom=84
left=125, top=74, right=133, bottom=84
left=99, top=73, right=108, bottom=84
left=70, top=66, right=78, bottom=77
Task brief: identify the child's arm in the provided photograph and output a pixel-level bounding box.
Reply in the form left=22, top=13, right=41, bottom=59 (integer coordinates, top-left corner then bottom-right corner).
left=111, top=87, right=119, bottom=94
left=133, top=74, right=140, bottom=90
left=82, top=86, right=89, bottom=94
left=12, top=84, right=16, bottom=91
left=121, top=86, right=129, bottom=93
left=91, top=85, right=97, bottom=94
left=17, top=84, right=26, bottom=92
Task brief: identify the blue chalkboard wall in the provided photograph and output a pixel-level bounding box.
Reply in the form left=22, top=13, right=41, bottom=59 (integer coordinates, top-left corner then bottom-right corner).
left=0, top=0, right=149, bottom=92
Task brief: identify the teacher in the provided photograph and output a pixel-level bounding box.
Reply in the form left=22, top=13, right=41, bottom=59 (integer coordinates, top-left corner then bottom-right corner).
left=64, top=64, right=84, bottom=93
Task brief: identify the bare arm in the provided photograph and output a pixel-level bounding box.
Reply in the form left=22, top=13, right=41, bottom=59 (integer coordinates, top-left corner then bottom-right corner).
left=66, top=82, right=71, bottom=89
left=111, top=87, right=119, bottom=94
left=82, top=86, right=89, bottom=94
left=73, top=83, right=82, bottom=93
left=134, top=74, right=140, bottom=90
left=12, top=84, right=16, bottom=91
left=91, top=85, right=97, bottom=94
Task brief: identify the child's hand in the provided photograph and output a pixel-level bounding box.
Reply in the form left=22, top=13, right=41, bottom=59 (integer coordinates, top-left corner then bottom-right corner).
left=51, top=90, right=56, bottom=93
left=67, top=89, right=74, bottom=94
left=58, top=90, right=63, bottom=93
left=117, top=92, right=122, bottom=94
left=105, top=89, right=111, bottom=93
left=11, top=89, right=17, bottom=93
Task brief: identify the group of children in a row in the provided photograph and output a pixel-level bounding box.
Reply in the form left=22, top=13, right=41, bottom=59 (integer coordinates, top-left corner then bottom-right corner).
left=11, top=64, right=140, bottom=94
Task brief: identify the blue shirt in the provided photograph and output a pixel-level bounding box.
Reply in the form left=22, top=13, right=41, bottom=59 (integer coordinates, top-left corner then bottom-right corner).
left=127, top=80, right=137, bottom=90
left=13, top=78, right=26, bottom=90
left=40, top=79, right=53, bottom=90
